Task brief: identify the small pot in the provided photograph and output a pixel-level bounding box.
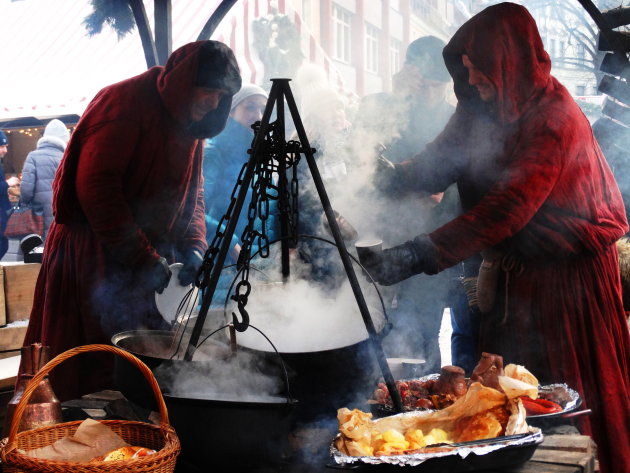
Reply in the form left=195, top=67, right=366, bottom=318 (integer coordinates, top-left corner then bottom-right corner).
left=111, top=329, right=230, bottom=409
left=163, top=392, right=297, bottom=469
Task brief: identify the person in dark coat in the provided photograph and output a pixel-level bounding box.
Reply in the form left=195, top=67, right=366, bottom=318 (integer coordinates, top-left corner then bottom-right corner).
left=22, top=41, right=242, bottom=400
left=354, top=36, right=468, bottom=373
left=0, top=131, right=20, bottom=259
left=367, top=4, right=629, bottom=472
left=20, top=119, right=70, bottom=240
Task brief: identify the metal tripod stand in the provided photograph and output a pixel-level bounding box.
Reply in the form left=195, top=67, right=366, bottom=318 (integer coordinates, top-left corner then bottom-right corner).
left=183, top=78, right=403, bottom=412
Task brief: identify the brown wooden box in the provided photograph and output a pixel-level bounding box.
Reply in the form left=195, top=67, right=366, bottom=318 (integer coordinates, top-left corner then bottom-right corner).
left=499, top=434, right=597, bottom=473
left=1, top=262, right=41, bottom=324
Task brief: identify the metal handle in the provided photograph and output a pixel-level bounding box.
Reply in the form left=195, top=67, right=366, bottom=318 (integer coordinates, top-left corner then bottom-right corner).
left=560, top=408, right=592, bottom=419
left=6, top=344, right=173, bottom=449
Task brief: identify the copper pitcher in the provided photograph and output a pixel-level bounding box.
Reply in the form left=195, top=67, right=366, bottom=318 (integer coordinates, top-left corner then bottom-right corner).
left=3, top=343, right=63, bottom=436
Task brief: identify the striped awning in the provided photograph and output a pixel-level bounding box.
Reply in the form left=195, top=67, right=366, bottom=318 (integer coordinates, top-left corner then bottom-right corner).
left=0, top=0, right=346, bottom=121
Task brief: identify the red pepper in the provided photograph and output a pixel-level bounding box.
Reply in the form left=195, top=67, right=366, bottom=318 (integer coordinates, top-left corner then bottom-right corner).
left=520, top=396, right=563, bottom=415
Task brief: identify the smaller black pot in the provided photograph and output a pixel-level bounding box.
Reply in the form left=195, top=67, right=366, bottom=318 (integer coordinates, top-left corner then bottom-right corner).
left=163, top=392, right=297, bottom=468
left=111, top=330, right=229, bottom=410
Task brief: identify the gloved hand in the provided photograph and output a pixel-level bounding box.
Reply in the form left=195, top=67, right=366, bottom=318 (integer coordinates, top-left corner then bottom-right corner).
left=320, top=210, right=359, bottom=242
left=363, top=234, right=439, bottom=286
left=150, top=257, right=172, bottom=294
left=373, top=153, right=400, bottom=195
left=178, top=249, right=204, bottom=286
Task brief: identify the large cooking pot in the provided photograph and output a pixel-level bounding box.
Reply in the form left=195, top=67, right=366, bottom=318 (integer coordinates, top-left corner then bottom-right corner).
left=230, top=292, right=389, bottom=423
left=237, top=331, right=382, bottom=423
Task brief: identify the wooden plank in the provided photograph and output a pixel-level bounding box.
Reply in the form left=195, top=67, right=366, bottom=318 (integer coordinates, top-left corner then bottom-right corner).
left=532, top=450, right=594, bottom=470
left=600, top=52, right=630, bottom=79
left=0, top=349, right=20, bottom=361
left=599, top=74, right=630, bottom=105
left=592, top=116, right=630, bottom=150
left=598, top=30, right=630, bottom=52
left=0, top=355, right=20, bottom=391
left=505, top=463, right=582, bottom=472
left=2, top=262, right=41, bottom=323
left=0, top=322, right=28, bottom=352
left=540, top=434, right=594, bottom=454
left=602, top=97, right=630, bottom=127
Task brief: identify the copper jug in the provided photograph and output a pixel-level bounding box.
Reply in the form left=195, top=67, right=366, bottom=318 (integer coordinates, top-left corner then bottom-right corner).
left=3, top=343, right=63, bottom=436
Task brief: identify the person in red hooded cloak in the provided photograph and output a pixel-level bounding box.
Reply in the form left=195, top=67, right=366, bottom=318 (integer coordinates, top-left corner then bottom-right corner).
left=368, top=3, right=630, bottom=471
left=22, top=41, right=242, bottom=401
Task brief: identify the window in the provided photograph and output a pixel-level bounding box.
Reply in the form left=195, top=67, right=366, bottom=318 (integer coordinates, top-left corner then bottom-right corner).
left=577, top=44, right=586, bottom=66
left=559, top=41, right=566, bottom=57
left=390, top=38, right=402, bottom=75
left=549, top=38, right=557, bottom=58
left=576, top=85, right=586, bottom=96
left=301, top=0, right=311, bottom=26
left=332, top=5, right=352, bottom=63
left=365, top=24, right=379, bottom=73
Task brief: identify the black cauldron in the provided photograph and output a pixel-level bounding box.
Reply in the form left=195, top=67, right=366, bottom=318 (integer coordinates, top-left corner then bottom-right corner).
left=112, top=329, right=298, bottom=469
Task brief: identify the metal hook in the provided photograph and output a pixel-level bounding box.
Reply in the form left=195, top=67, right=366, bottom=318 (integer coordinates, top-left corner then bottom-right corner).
left=230, top=280, right=251, bottom=332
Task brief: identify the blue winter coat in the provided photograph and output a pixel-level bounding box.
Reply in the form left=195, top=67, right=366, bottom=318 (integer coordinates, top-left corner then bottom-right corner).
left=203, top=117, right=278, bottom=304
left=20, top=136, right=66, bottom=238
left=0, top=162, right=10, bottom=258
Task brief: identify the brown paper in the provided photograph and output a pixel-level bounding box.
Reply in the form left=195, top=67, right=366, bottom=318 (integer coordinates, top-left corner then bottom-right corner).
left=21, top=418, right=129, bottom=462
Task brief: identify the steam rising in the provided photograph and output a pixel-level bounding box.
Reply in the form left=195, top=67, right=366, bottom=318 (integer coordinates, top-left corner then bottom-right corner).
left=235, top=276, right=386, bottom=353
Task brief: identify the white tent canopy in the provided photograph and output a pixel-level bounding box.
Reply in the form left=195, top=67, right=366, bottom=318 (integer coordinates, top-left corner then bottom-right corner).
left=0, top=0, right=248, bottom=120
left=1, top=0, right=347, bottom=122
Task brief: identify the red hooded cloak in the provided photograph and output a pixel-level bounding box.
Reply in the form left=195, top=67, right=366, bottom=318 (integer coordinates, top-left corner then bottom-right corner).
left=23, top=41, right=241, bottom=400
left=398, top=4, right=630, bottom=471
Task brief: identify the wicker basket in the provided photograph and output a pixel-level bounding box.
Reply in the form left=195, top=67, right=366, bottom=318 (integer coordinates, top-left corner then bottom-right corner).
left=0, top=344, right=180, bottom=473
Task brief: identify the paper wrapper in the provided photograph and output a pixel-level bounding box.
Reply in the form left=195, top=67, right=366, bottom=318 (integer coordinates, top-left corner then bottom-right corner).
left=19, top=419, right=129, bottom=462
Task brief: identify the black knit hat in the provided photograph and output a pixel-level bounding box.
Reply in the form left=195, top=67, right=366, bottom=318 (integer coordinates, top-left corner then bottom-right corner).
left=405, top=36, right=450, bottom=83
left=0, top=130, right=7, bottom=146
left=196, top=41, right=242, bottom=95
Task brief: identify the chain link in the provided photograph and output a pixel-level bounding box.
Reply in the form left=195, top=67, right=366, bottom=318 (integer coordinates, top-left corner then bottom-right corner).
left=197, top=119, right=304, bottom=330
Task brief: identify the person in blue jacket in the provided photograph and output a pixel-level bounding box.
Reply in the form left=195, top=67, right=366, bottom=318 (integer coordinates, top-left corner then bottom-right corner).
left=203, top=84, right=277, bottom=305
left=0, top=130, right=20, bottom=259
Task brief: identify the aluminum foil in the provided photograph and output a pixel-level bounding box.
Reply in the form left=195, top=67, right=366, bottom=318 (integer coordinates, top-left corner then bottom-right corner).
left=530, top=383, right=581, bottom=419
left=330, top=426, right=543, bottom=467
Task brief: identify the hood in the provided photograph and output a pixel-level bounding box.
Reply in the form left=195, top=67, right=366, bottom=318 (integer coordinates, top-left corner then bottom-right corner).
left=157, top=40, right=242, bottom=139
left=38, top=119, right=70, bottom=150
left=443, top=2, right=551, bottom=123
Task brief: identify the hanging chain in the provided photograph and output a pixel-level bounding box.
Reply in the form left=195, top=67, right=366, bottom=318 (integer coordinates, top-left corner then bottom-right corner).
left=196, top=118, right=303, bottom=332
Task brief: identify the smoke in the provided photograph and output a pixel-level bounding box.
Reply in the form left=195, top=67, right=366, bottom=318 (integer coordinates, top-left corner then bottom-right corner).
left=155, top=348, right=285, bottom=402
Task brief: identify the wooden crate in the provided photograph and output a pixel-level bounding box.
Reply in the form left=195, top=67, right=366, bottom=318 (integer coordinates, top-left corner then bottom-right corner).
left=1, top=262, right=41, bottom=324
left=497, top=434, right=597, bottom=473
left=0, top=322, right=29, bottom=353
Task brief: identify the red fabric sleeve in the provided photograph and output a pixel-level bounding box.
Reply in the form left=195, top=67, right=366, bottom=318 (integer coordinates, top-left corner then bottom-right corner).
left=75, top=119, right=159, bottom=269
left=430, top=121, right=564, bottom=267
left=180, top=142, right=208, bottom=255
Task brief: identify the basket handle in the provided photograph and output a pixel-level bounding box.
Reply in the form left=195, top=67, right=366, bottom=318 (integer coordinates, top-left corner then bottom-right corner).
left=6, top=344, right=171, bottom=448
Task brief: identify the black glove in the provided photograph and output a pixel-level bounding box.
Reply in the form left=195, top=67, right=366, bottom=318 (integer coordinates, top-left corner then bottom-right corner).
left=363, top=234, right=439, bottom=286
left=373, top=153, right=400, bottom=195
left=178, top=249, right=204, bottom=286
left=150, top=257, right=172, bottom=294
left=320, top=210, right=358, bottom=242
